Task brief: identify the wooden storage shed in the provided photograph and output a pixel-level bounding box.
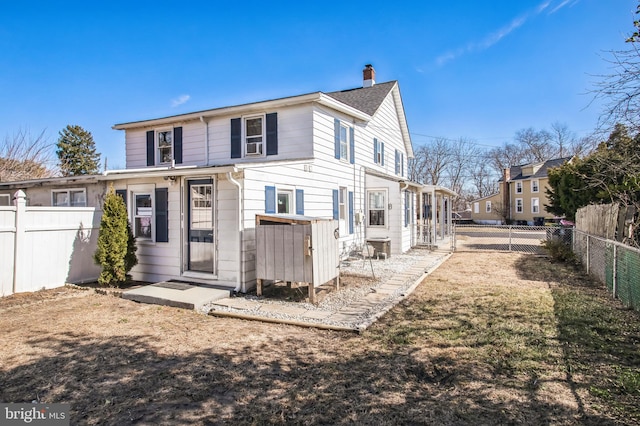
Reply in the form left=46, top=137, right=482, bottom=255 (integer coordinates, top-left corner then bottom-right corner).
left=255, top=214, right=339, bottom=303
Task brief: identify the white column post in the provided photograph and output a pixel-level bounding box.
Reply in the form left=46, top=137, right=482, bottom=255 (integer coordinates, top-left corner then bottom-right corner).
left=12, top=190, right=26, bottom=295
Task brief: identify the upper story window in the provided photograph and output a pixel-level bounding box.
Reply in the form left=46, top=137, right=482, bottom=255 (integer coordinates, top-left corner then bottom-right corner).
left=231, top=113, right=277, bottom=160
left=515, top=181, right=523, bottom=194
left=531, top=179, right=539, bottom=193
left=339, top=124, right=349, bottom=161
left=395, top=149, right=404, bottom=176
left=52, top=189, right=87, bottom=207
left=146, top=127, right=182, bottom=166
left=0, top=194, right=10, bottom=206
left=245, top=116, right=264, bottom=156
left=334, top=119, right=354, bottom=164
left=486, top=201, right=492, bottom=213
left=157, top=129, right=173, bottom=164
left=374, top=138, right=384, bottom=165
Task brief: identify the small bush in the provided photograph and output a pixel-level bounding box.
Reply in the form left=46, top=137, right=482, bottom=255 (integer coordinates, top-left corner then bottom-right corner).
left=542, top=237, right=576, bottom=264
left=94, top=186, right=137, bottom=287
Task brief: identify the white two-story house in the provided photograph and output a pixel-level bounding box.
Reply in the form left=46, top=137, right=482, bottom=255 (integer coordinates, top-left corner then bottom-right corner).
left=1, top=65, right=418, bottom=293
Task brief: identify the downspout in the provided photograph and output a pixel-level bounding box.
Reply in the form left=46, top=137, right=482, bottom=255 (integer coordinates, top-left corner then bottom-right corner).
left=400, top=182, right=409, bottom=251
left=200, top=116, right=209, bottom=165
left=227, top=171, right=243, bottom=293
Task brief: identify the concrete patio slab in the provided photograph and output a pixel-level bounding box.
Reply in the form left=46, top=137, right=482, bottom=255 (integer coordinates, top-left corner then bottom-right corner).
left=122, top=282, right=231, bottom=311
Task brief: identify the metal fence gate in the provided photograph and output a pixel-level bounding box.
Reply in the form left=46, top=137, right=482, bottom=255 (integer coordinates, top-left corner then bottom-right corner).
left=453, top=224, right=557, bottom=254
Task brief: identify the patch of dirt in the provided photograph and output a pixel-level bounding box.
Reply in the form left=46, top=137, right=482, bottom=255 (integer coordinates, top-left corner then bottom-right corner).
left=1, top=251, right=638, bottom=425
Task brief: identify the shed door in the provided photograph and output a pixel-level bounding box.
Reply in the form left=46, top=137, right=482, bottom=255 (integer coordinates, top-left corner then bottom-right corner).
left=188, top=179, right=215, bottom=274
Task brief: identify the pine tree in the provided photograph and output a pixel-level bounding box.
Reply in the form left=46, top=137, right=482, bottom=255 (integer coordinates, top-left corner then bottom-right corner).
left=94, top=186, right=137, bottom=286
left=56, top=124, right=101, bottom=176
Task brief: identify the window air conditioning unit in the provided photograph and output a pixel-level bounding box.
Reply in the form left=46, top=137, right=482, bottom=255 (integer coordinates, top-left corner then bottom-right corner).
left=246, top=142, right=263, bottom=155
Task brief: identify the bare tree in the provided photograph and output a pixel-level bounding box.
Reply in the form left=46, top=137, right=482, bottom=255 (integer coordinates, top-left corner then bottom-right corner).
left=515, top=127, right=555, bottom=162
left=470, top=157, right=499, bottom=198
left=445, top=138, right=479, bottom=195
left=487, top=143, right=527, bottom=176
left=0, top=128, right=56, bottom=182
left=593, top=45, right=640, bottom=133
left=412, top=138, right=451, bottom=185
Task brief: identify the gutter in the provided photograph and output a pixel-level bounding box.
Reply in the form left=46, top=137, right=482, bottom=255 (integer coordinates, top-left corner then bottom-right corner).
left=226, top=170, right=243, bottom=293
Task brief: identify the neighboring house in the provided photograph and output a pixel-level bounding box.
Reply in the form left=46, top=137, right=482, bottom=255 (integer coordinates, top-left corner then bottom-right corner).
left=470, top=157, right=572, bottom=225
left=2, top=65, right=419, bottom=293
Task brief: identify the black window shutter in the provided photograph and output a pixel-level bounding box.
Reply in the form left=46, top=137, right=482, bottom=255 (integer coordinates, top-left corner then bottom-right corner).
left=173, top=126, right=183, bottom=164
left=381, top=142, right=385, bottom=166
left=231, top=118, right=242, bottom=159
left=115, top=190, right=127, bottom=208
left=266, top=113, right=278, bottom=156
left=332, top=189, right=339, bottom=220
left=155, top=188, right=169, bottom=243
left=146, top=130, right=155, bottom=166
left=296, top=189, right=304, bottom=215
left=265, top=186, right=276, bottom=214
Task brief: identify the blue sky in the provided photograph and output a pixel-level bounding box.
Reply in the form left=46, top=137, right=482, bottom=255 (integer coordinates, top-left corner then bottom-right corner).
left=0, top=0, right=637, bottom=170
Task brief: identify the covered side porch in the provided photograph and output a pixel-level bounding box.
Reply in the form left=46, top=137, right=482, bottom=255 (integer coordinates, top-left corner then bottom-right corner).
left=416, top=185, right=457, bottom=249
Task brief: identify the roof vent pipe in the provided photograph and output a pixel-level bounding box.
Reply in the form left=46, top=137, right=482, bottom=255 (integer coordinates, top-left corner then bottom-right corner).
left=363, top=64, right=375, bottom=88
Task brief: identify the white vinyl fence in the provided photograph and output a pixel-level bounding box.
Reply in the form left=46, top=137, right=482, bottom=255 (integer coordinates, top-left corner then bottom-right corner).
left=1, top=190, right=102, bottom=296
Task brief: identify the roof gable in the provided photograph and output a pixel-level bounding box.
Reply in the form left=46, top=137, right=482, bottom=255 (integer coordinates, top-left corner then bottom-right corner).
left=325, top=81, right=396, bottom=116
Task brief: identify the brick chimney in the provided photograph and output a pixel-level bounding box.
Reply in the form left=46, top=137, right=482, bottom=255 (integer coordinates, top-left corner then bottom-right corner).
left=502, top=168, right=511, bottom=223
left=363, top=64, right=375, bottom=87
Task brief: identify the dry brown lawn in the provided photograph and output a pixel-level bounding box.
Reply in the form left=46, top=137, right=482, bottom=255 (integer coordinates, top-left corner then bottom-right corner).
left=1, top=251, right=639, bottom=425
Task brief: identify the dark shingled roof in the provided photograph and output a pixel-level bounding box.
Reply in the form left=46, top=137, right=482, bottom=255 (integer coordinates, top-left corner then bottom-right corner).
left=507, top=156, right=572, bottom=181
left=325, top=81, right=397, bottom=116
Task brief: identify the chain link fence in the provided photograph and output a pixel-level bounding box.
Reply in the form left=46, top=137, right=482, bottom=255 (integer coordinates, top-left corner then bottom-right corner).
left=573, top=229, right=640, bottom=311
left=453, top=224, right=549, bottom=254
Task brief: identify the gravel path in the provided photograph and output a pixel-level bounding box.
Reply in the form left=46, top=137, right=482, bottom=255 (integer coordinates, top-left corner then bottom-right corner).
left=203, top=246, right=451, bottom=330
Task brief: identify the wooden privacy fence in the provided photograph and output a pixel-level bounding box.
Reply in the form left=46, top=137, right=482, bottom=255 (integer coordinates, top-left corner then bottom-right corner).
left=0, top=190, right=102, bottom=296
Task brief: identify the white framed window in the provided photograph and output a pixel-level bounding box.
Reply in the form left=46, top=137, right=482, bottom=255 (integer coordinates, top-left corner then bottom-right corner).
left=515, top=198, right=523, bottom=214
left=367, top=189, right=387, bottom=227
left=0, top=194, right=10, bottom=206
left=338, top=186, right=348, bottom=235
left=486, top=201, right=492, bottom=213
left=515, top=181, right=523, bottom=194
left=276, top=189, right=293, bottom=214
left=157, top=129, right=173, bottom=164
left=52, top=189, right=87, bottom=207
left=531, top=179, right=539, bottom=193
left=133, top=192, right=153, bottom=240
left=474, top=202, right=479, bottom=214
left=374, top=139, right=383, bottom=164
left=532, top=197, right=540, bottom=214
left=339, top=123, right=349, bottom=161
left=245, top=115, right=265, bottom=156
